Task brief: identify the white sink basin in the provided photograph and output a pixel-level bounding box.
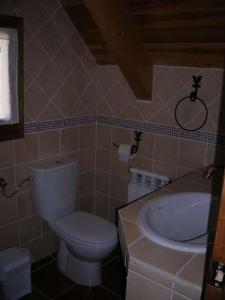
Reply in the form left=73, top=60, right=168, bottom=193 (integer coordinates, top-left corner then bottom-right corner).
left=138, top=192, right=212, bottom=253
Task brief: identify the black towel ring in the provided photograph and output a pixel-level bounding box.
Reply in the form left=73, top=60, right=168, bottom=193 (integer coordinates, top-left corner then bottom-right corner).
left=174, top=76, right=208, bottom=132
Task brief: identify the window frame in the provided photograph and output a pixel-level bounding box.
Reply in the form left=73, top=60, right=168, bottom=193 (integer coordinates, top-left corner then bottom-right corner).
left=0, top=15, right=23, bottom=142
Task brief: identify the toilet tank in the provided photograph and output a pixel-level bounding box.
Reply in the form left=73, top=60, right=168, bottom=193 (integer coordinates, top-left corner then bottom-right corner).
left=30, top=158, right=78, bottom=222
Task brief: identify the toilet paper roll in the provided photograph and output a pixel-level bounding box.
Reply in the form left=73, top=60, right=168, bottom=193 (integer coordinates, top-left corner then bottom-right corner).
left=118, top=144, right=131, bottom=162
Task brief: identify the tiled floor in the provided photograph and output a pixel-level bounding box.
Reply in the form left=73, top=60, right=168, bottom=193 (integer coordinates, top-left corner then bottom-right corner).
left=22, top=249, right=126, bottom=300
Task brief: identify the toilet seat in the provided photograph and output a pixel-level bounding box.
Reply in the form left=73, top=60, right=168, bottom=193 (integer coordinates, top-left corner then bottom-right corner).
left=54, top=211, right=117, bottom=247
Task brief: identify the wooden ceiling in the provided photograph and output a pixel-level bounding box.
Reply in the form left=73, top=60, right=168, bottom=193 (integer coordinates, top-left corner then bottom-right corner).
left=60, top=0, right=225, bottom=99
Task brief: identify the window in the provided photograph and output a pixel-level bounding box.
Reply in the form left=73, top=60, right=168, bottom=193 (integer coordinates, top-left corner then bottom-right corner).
left=0, top=28, right=18, bottom=123
left=0, top=15, right=23, bottom=142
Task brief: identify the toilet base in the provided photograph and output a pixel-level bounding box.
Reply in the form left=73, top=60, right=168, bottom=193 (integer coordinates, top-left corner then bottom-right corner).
left=57, top=240, right=101, bottom=287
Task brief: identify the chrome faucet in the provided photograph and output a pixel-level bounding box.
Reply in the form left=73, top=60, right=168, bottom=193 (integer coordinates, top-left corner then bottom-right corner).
left=203, top=164, right=224, bottom=180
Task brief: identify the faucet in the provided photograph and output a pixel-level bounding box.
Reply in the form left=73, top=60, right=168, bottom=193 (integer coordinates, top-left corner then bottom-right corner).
left=203, top=164, right=224, bottom=180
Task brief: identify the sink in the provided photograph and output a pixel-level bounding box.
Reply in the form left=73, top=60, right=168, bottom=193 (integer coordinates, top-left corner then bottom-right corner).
left=138, top=192, right=213, bottom=253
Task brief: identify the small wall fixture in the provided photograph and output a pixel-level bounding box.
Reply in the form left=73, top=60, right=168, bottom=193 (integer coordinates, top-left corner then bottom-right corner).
left=113, top=130, right=142, bottom=155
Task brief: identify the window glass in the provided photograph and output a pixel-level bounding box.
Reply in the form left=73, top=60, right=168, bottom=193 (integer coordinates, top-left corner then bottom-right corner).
left=0, top=27, right=18, bottom=124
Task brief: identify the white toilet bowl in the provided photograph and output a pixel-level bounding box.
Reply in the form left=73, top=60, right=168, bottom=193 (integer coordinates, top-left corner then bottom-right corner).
left=30, top=158, right=117, bottom=287
left=52, top=211, right=117, bottom=286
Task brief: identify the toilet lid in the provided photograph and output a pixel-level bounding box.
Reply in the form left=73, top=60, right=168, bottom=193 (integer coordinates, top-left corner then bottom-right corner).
left=54, top=212, right=117, bottom=245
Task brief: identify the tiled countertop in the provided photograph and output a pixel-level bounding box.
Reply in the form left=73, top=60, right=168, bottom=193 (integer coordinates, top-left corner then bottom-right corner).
left=118, top=169, right=212, bottom=300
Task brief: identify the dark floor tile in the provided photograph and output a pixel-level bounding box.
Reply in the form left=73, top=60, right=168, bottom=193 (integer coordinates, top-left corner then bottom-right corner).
left=32, top=262, right=75, bottom=298
left=102, top=246, right=121, bottom=266
left=21, top=287, right=49, bottom=300
left=32, top=255, right=56, bottom=272
left=56, top=285, right=120, bottom=300
left=102, top=258, right=126, bottom=298
left=50, top=252, right=57, bottom=259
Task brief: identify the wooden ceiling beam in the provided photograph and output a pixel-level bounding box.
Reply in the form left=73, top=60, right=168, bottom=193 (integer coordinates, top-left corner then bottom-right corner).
left=83, top=0, right=152, bottom=100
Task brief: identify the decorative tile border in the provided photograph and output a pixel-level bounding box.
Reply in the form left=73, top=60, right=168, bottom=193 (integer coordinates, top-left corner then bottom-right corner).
left=25, top=114, right=224, bottom=145
left=24, top=115, right=97, bottom=134
left=97, top=115, right=222, bottom=145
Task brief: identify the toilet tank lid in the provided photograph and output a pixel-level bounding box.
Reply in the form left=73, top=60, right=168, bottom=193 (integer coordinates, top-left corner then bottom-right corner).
left=30, top=157, right=78, bottom=173
left=54, top=212, right=117, bottom=245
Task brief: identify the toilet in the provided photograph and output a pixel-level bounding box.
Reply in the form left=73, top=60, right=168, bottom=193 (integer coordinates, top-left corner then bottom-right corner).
left=30, top=158, right=117, bottom=286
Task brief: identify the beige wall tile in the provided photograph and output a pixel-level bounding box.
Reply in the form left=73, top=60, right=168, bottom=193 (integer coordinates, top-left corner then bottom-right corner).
left=41, top=220, right=52, bottom=234
left=39, top=130, right=60, bottom=159
left=95, top=170, right=109, bottom=194
left=19, top=215, right=42, bottom=244
left=37, top=20, right=64, bottom=58
left=94, top=192, right=109, bottom=218
left=96, top=148, right=110, bottom=172
left=82, top=52, right=98, bottom=77
left=93, top=66, right=115, bottom=96
left=53, top=8, right=75, bottom=37
left=42, top=232, right=59, bottom=257
left=81, top=83, right=100, bottom=114
left=24, top=237, right=43, bottom=263
left=111, top=151, right=129, bottom=178
left=37, top=103, right=64, bottom=121
left=109, top=197, right=125, bottom=222
left=68, top=62, right=91, bottom=96
left=0, top=223, right=19, bottom=250
left=53, top=83, right=78, bottom=116
left=0, top=140, right=14, bottom=168
left=0, top=167, right=15, bottom=196
left=96, top=99, right=114, bottom=116
left=79, top=192, right=94, bottom=213
left=96, top=125, right=111, bottom=149
left=111, top=127, right=132, bottom=150
left=205, top=144, right=216, bottom=165
left=79, top=171, right=94, bottom=195
left=15, top=163, right=31, bottom=192
left=120, top=102, right=144, bottom=121
left=154, top=135, right=179, bottom=165
left=177, top=167, right=193, bottom=178
left=60, top=127, right=79, bottom=154
left=24, top=82, right=48, bottom=121
left=15, top=134, right=38, bottom=164
left=80, top=125, right=96, bottom=149
left=131, top=156, right=153, bottom=173
left=168, top=180, right=210, bottom=193
left=79, top=148, right=95, bottom=172
left=105, top=83, right=131, bottom=115
left=178, top=140, right=206, bottom=169
left=0, top=197, right=17, bottom=227
left=24, top=38, right=48, bottom=78
left=53, top=42, right=78, bottom=78
left=69, top=30, right=87, bottom=58
left=126, top=270, right=172, bottom=300
left=136, top=132, right=154, bottom=159
left=110, top=176, right=128, bottom=202
left=153, top=161, right=177, bottom=179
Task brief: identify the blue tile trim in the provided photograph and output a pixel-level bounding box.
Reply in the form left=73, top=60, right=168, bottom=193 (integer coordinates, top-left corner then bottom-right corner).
left=24, top=115, right=96, bottom=134
left=96, top=115, right=222, bottom=145
left=24, top=114, right=224, bottom=145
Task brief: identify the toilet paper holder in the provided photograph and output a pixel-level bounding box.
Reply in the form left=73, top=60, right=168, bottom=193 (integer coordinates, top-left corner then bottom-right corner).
left=113, top=131, right=142, bottom=155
